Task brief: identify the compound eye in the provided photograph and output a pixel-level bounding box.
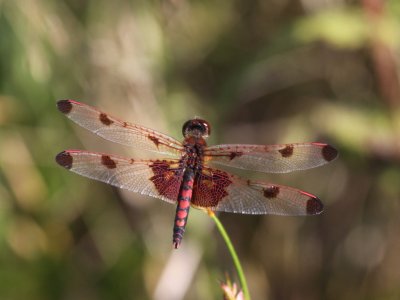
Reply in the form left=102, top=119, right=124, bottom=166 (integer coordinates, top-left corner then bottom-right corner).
left=182, top=119, right=211, bottom=138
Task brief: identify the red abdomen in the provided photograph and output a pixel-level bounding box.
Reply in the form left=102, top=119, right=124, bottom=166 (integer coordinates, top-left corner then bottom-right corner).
left=173, top=169, right=194, bottom=249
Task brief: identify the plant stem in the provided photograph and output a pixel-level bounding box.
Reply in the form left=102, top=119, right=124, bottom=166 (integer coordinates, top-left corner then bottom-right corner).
left=208, top=210, right=251, bottom=300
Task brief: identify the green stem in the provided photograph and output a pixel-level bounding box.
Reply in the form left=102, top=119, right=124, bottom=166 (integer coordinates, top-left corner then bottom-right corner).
left=209, top=212, right=251, bottom=300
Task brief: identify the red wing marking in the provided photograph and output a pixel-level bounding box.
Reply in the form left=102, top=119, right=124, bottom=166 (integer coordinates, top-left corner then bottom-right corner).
left=101, top=155, right=117, bottom=169
left=191, top=166, right=323, bottom=216
left=55, top=150, right=183, bottom=204
left=279, top=145, right=294, bottom=157
left=149, top=160, right=186, bottom=201
left=204, top=143, right=338, bottom=173
left=191, top=168, right=232, bottom=208
left=57, top=100, right=184, bottom=156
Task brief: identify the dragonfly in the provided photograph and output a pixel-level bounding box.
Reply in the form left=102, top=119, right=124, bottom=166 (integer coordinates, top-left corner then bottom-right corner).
left=55, top=100, right=338, bottom=249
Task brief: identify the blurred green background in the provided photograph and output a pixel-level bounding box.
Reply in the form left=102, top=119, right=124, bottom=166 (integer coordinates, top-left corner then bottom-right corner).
left=1, top=0, right=400, bottom=299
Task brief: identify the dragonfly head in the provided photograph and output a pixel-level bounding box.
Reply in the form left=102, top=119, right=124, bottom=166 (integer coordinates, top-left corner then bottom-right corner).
left=182, top=118, right=211, bottom=139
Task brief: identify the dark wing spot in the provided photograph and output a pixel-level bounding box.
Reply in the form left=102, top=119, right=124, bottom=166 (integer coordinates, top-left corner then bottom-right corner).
left=263, top=186, right=280, bottom=198
left=149, top=160, right=182, bottom=201
left=101, top=155, right=117, bottom=169
left=191, top=169, right=232, bottom=207
left=99, top=113, right=113, bottom=126
left=229, top=152, right=243, bottom=160
left=322, top=145, right=338, bottom=162
left=123, top=122, right=128, bottom=127
left=279, top=145, right=294, bottom=158
left=55, top=151, right=73, bottom=169
left=148, top=135, right=160, bottom=148
left=57, top=100, right=73, bottom=114
left=306, top=197, right=324, bottom=215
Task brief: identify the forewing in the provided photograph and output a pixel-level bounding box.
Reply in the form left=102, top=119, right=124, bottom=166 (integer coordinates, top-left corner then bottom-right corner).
left=191, top=167, right=323, bottom=215
left=204, top=143, right=338, bottom=173
left=55, top=150, right=183, bottom=204
left=57, top=100, right=183, bottom=156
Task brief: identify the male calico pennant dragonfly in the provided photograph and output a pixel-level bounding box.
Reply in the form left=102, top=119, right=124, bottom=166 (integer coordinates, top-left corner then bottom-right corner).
left=55, top=100, right=338, bottom=249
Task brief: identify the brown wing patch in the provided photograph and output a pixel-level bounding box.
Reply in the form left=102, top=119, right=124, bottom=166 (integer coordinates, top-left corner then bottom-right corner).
left=57, top=100, right=73, bottom=114
left=150, top=160, right=183, bottom=201
left=321, top=144, right=338, bottom=161
left=229, top=152, right=243, bottom=160
left=306, top=197, right=324, bottom=215
left=263, top=186, right=280, bottom=198
left=191, top=168, right=232, bottom=208
left=148, top=135, right=160, bottom=148
left=55, top=151, right=73, bottom=169
left=278, top=145, right=294, bottom=157
left=99, top=113, right=113, bottom=126
left=101, top=155, right=117, bottom=169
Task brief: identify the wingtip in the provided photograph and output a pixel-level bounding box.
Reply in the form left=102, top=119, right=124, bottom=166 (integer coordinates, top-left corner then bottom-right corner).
left=322, top=144, right=338, bottom=162
left=306, top=197, right=324, bottom=215
left=55, top=151, right=73, bottom=169
left=56, top=100, right=73, bottom=114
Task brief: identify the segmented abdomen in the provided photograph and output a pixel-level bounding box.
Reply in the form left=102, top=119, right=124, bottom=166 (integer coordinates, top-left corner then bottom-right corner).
left=173, top=169, right=194, bottom=249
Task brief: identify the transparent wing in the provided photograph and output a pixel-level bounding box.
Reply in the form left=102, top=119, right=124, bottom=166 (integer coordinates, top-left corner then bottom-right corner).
left=57, top=100, right=184, bottom=156
left=191, top=166, right=323, bottom=215
left=204, top=143, right=338, bottom=173
left=55, top=150, right=184, bottom=204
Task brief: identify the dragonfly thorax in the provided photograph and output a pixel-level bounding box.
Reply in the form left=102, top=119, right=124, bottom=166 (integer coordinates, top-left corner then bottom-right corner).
left=183, top=137, right=206, bottom=171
